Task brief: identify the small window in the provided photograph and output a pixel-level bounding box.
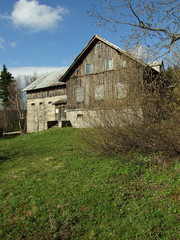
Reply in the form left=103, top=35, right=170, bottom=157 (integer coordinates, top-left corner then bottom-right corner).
left=76, top=69, right=80, bottom=76
left=106, top=58, right=113, bottom=70
left=121, top=60, right=127, bottom=68
left=48, top=101, right=52, bottom=104
left=116, top=83, right=128, bottom=98
left=76, top=88, right=85, bottom=102
left=77, top=114, right=83, bottom=118
left=95, top=85, right=104, bottom=100
left=86, top=63, right=92, bottom=74
left=31, top=103, right=35, bottom=106
left=96, top=42, right=101, bottom=49
left=39, top=102, right=43, bottom=105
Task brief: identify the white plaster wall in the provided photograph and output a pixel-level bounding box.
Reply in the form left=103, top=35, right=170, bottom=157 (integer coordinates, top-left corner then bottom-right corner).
left=27, top=95, right=66, bottom=133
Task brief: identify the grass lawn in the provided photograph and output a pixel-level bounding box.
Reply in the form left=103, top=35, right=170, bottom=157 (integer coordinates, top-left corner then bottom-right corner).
left=0, top=128, right=179, bottom=240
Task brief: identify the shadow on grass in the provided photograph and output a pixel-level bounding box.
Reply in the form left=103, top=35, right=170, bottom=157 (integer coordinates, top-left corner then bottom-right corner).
left=1, top=133, right=21, bottom=139
left=0, top=155, right=10, bottom=164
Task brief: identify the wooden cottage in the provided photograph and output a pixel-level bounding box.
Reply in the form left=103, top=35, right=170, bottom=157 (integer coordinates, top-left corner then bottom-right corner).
left=23, top=68, right=68, bottom=133
left=60, top=34, right=163, bottom=127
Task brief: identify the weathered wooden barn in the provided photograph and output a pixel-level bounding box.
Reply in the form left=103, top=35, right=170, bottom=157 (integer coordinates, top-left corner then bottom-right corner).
left=24, top=35, right=163, bottom=132
left=23, top=68, right=68, bottom=133
left=59, top=35, right=163, bottom=127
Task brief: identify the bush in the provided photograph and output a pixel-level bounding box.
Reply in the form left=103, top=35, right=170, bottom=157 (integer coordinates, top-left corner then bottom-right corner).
left=81, top=66, right=180, bottom=157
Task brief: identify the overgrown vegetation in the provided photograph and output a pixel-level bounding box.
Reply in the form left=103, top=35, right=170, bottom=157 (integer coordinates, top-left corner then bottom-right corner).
left=0, top=128, right=179, bottom=239
left=81, top=65, right=180, bottom=157
left=86, top=0, right=180, bottom=158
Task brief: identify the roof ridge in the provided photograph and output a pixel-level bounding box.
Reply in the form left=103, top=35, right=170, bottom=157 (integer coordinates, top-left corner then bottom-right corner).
left=60, top=34, right=148, bottom=82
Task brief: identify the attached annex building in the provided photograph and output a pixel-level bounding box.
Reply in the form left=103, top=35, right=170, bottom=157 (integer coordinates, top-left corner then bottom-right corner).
left=24, top=35, right=163, bottom=132
left=23, top=68, right=68, bottom=133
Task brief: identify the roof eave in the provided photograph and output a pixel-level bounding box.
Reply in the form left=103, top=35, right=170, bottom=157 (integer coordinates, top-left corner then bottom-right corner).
left=60, top=34, right=148, bottom=82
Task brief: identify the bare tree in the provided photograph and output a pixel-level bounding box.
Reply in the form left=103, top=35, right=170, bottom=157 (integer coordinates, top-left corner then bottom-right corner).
left=7, top=72, right=39, bottom=134
left=24, top=72, right=39, bottom=86
left=0, top=70, right=39, bottom=135
left=88, top=0, right=180, bottom=60
left=8, top=79, right=26, bottom=135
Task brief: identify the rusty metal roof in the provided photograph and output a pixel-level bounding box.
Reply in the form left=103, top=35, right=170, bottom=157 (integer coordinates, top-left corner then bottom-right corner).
left=23, top=67, right=68, bottom=91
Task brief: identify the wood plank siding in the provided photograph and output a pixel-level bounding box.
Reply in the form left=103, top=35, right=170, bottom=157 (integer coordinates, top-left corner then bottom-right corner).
left=27, top=86, right=66, bottom=100
left=65, top=39, right=143, bottom=110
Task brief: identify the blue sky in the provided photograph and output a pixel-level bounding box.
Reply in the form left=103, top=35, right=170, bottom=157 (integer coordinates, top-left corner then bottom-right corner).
left=0, top=0, right=124, bottom=78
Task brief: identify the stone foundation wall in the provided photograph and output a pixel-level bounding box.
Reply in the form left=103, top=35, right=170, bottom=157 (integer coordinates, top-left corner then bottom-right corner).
left=66, top=107, right=143, bottom=128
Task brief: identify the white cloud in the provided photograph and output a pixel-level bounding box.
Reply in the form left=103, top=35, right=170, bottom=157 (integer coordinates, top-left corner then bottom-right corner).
left=8, top=66, right=69, bottom=87
left=0, top=38, right=18, bottom=49
left=7, top=0, right=69, bottom=32
left=9, top=41, right=18, bottom=48
left=0, top=37, right=5, bottom=49
left=9, top=66, right=68, bottom=78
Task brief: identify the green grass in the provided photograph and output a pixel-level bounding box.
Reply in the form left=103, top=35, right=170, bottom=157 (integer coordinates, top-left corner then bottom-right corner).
left=0, top=128, right=179, bottom=240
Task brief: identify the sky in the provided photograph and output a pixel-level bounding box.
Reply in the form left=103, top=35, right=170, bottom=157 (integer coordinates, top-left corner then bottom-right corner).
left=0, top=0, right=125, bottom=79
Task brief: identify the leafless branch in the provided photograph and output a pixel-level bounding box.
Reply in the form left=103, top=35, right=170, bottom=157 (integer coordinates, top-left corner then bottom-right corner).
left=88, top=0, right=180, bottom=60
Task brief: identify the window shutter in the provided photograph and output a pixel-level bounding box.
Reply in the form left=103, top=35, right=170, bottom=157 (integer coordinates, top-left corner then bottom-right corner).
left=95, top=85, right=104, bottom=100
left=86, top=63, right=92, bottom=74
left=106, top=59, right=113, bottom=70
left=76, top=88, right=85, bottom=102
left=116, top=83, right=128, bottom=98
left=121, top=60, right=127, bottom=68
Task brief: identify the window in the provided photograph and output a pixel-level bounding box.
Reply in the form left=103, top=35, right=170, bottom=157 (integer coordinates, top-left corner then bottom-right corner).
left=76, top=88, right=85, bottom=102
left=39, top=102, right=43, bottom=105
left=86, top=63, right=92, bottom=74
left=121, top=60, right=127, bottom=68
left=48, top=101, right=52, bottom=104
left=76, top=69, right=80, bottom=76
left=106, top=58, right=113, bottom=70
left=31, top=103, right=35, bottom=106
left=95, top=85, right=104, bottom=100
left=77, top=114, right=83, bottom=119
left=116, top=83, right=128, bottom=98
left=96, top=42, right=101, bottom=49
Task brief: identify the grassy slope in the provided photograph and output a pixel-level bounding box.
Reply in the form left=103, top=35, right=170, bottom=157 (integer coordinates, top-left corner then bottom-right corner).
left=0, top=128, right=179, bottom=240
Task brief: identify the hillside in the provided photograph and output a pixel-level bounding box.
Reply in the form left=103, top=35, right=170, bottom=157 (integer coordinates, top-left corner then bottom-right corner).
left=0, top=128, right=179, bottom=240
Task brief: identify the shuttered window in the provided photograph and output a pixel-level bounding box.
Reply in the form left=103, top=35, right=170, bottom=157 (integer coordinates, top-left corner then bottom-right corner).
left=95, top=85, right=104, bottom=100
left=76, top=88, right=85, bottom=102
left=121, top=60, right=127, bottom=68
left=86, top=63, right=92, bottom=74
left=116, top=83, right=128, bottom=98
left=106, top=58, right=113, bottom=70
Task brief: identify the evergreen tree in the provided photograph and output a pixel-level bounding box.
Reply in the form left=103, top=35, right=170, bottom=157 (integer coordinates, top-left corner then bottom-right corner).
left=0, top=65, right=14, bottom=107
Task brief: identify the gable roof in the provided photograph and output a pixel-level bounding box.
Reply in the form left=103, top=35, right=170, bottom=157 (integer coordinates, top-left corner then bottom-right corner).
left=148, top=60, right=164, bottom=72
left=60, top=34, right=148, bottom=82
left=23, top=67, right=68, bottom=91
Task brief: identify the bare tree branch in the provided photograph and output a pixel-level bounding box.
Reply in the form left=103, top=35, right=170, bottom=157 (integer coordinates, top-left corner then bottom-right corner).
left=88, top=0, right=180, bottom=60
